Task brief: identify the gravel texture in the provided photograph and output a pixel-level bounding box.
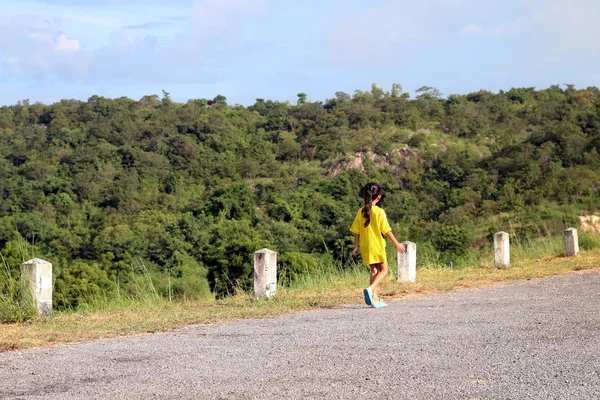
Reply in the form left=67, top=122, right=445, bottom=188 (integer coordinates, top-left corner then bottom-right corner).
left=1, top=270, right=599, bottom=399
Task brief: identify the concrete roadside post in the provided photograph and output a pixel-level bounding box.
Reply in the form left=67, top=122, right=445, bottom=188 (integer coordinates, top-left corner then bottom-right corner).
left=494, top=231, right=510, bottom=268
left=397, top=241, right=417, bottom=283
left=564, top=228, right=579, bottom=257
left=254, top=248, right=277, bottom=300
left=20, top=258, right=53, bottom=316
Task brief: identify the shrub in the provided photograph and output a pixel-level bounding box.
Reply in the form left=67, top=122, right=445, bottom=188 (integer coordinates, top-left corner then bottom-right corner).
left=579, top=231, right=600, bottom=250
left=433, top=224, right=470, bottom=260
left=54, top=261, right=118, bottom=309
left=278, top=252, right=321, bottom=286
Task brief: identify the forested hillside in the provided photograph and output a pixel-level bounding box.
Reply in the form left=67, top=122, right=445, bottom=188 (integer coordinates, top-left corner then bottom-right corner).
left=1, top=84, right=599, bottom=308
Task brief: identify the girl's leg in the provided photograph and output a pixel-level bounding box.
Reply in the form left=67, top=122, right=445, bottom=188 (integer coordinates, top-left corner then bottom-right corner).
left=364, top=265, right=380, bottom=305
left=369, top=265, right=379, bottom=285
left=368, top=262, right=388, bottom=301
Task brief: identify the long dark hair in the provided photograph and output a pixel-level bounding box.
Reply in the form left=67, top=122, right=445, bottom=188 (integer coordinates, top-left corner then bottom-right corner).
left=359, top=182, right=382, bottom=228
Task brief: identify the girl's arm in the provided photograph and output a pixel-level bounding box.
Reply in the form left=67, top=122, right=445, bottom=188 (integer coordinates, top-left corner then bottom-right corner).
left=385, top=231, right=406, bottom=253
left=352, top=234, right=360, bottom=256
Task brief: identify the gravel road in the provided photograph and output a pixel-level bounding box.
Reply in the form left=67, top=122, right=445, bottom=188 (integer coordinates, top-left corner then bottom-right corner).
left=1, top=270, right=599, bottom=400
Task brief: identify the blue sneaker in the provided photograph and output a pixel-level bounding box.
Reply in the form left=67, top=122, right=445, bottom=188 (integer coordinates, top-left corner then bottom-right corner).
left=372, top=300, right=388, bottom=308
left=363, top=288, right=373, bottom=306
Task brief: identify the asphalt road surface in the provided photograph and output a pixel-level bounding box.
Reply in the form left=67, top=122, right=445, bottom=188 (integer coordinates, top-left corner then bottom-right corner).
left=1, top=270, right=599, bottom=399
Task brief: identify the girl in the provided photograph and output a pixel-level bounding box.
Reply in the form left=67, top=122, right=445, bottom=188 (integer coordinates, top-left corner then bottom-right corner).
left=350, top=182, right=406, bottom=308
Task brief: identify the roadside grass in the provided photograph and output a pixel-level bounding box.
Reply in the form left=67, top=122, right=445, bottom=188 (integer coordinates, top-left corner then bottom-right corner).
left=1, top=242, right=599, bottom=352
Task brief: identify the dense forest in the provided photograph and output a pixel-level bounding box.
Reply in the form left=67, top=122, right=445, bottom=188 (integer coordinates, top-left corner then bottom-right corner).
left=1, top=84, right=599, bottom=309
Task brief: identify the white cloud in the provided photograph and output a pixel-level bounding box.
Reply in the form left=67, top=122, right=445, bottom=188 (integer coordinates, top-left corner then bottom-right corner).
left=191, top=0, right=266, bottom=25
left=180, top=0, right=268, bottom=52
left=28, top=0, right=193, bottom=5
left=458, top=0, right=600, bottom=43
left=26, top=31, right=54, bottom=43
left=7, top=56, right=21, bottom=71
left=109, top=29, right=131, bottom=53
left=325, top=0, right=478, bottom=67
left=460, top=24, right=483, bottom=35
left=459, top=19, right=523, bottom=37
left=54, top=33, right=80, bottom=53
left=489, top=21, right=523, bottom=37
left=532, top=0, right=600, bottom=53
left=326, top=4, right=430, bottom=67
left=0, top=0, right=268, bottom=85
left=0, top=15, right=87, bottom=80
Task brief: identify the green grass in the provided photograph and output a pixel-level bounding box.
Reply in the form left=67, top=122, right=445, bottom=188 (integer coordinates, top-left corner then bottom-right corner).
left=0, top=252, right=37, bottom=323
left=1, top=232, right=599, bottom=352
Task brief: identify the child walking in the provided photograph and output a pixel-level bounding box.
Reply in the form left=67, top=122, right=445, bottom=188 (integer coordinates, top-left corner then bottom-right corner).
left=350, top=182, right=406, bottom=308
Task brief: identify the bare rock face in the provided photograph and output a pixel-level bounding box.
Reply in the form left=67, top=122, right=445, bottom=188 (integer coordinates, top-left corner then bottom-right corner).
left=578, top=215, right=600, bottom=233
left=326, top=148, right=417, bottom=177
left=328, top=153, right=365, bottom=177
left=346, top=153, right=366, bottom=171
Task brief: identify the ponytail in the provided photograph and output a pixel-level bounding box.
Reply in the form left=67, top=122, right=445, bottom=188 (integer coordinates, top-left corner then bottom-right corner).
left=360, top=182, right=382, bottom=228
left=362, top=190, right=373, bottom=228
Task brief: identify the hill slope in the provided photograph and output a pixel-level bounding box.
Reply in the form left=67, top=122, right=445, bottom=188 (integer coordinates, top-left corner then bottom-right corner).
left=1, top=85, right=599, bottom=308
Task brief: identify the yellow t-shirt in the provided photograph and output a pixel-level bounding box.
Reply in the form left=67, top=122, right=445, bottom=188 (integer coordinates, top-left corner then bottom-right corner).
left=350, top=205, right=392, bottom=265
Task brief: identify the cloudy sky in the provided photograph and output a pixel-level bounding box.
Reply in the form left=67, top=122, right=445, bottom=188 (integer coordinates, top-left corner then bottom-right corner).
left=1, top=0, right=599, bottom=105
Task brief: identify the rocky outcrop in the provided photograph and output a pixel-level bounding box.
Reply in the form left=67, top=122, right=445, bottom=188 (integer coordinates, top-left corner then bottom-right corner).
left=326, top=148, right=417, bottom=177
left=578, top=215, right=600, bottom=234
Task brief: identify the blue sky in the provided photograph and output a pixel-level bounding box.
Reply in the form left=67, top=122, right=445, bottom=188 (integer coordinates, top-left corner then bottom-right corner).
left=1, top=0, right=599, bottom=106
